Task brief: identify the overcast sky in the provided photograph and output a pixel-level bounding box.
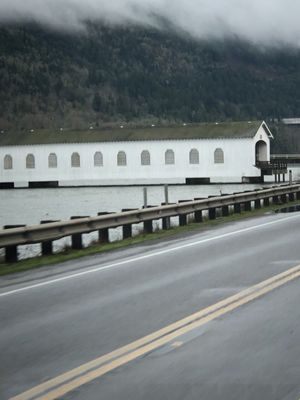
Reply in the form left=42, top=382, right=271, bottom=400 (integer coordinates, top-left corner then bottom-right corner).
left=0, top=0, right=299, bottom=47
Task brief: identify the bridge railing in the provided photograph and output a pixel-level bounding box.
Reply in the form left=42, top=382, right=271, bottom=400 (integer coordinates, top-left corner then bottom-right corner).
left=256, top=160, right=288, bottom=172
left=1, top=184, right=300, bottom=263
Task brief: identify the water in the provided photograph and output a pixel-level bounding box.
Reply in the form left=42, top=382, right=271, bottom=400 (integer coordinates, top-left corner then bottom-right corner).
left=276, top=205, right=300, bottom=213
left=0, top=183, right=270, bottom=260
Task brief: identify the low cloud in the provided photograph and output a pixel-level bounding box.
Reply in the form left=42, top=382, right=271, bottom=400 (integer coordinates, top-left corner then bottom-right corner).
left=0, top=0, right=299, bottom=47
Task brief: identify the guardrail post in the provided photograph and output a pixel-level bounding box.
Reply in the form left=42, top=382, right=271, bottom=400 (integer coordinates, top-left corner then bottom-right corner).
left=40, top=220, right=59, bottom=255
left=280, top=194, right=287, bottom=203
left=122, top=209, right=138, bottom=239
left=194, top=198, right=205, bottom=222
left=254, top=199, right=261, bottom=209
left=194, top=210, right=203, bottom=222
left=162, top=188, right=171, bottom=230
left=179, top=214, right=187, bottom=226
left=162, top=217, right=170, bottom=230
left=161, top=202, right=174, bottom=230
left=178, top=200, right=191, bottom=226
left=70, top=216, right=88, bottom=249
left=208, top=196, right=218, bottom=219
left=123, top=224, right=132, bottom=239
left=222, top=205, right=229, bottom=216
left=289, top=193, right=295, bottom=202
left=209, top=208, right=216, bottom=220
left=142, top=206, right=157, bottom=234
left=263, top=197, right=270, bottom=207
left=97, top=212, right=111, bottom=243
left=143, top=220, right=153, bottom=234
left=244, top=201, right=251, bottom=212
left=296, top=191, right=300, bottom=200
left=4, top=225, right=25, bottom=263
left=272, top=195, right=280, bottom=204
left=234, top=203, right=241, bottom=214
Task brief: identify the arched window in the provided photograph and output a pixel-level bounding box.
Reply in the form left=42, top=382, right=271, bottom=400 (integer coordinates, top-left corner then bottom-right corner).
left=117, top=151, right=127, bottom=166
left=214, top=148, right=224, bottom=164
left=94, top=151, right=103, bottom=167
left=48, top=153, right=57, bottom=168
left=71, top=152, right=80, bottom=167
left=165, top=149, right=175, bottom=165
left=26, top=154, right=35, bottom=169
left=141, top=150, right=151, bottom=166
left=189, top=149, right=199, bottom=164
left=4, top=154, right=13, bottom=170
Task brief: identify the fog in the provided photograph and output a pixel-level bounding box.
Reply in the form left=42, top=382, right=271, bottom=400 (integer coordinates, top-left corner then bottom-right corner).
left=0, top=0, right=299, bottom=46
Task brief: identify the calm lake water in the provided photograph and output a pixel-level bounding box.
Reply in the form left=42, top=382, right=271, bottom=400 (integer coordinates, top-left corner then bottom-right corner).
left=0, top=183, right=273, bottom=260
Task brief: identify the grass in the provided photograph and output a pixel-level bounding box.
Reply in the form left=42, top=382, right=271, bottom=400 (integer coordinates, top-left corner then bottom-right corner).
left=0, top=200, right=297, bottom=277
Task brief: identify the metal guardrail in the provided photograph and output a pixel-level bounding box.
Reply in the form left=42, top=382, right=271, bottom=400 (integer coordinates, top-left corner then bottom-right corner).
left=1, top=184, right=300, bottom=250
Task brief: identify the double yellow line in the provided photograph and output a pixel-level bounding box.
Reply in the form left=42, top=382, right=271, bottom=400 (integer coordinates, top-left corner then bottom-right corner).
left=11, top=264, right=300, bottom=400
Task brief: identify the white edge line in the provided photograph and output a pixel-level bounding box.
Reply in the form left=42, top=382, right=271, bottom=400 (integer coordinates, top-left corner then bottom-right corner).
left=1, top=213, right=300, bottom=298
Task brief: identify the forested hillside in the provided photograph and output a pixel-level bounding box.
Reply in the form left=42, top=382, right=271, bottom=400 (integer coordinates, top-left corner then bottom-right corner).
left=1, top=23, right=300, bottom=131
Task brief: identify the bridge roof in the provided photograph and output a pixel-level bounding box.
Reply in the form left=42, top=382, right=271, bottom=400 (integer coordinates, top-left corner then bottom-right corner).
left=0, top=120, right=267, bottom=146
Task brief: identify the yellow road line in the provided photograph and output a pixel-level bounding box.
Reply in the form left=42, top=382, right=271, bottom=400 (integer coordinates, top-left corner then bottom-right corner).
left=10, top=264, right=300, bottom=400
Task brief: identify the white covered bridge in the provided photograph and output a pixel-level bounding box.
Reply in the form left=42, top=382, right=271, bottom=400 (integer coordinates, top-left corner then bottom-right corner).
left=0, top=120, right=276, bottom=187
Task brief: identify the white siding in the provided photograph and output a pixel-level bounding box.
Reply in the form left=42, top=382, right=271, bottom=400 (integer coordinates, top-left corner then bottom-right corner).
left=0, top=135, right=268, bottom=186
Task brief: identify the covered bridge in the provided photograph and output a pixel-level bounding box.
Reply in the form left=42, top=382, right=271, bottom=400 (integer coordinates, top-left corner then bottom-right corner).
left=0, top=120, right=274, bottom=187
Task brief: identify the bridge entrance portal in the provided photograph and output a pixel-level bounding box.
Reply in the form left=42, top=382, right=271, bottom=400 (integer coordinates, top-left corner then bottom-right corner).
left=255, top=140, right=268, bottom=164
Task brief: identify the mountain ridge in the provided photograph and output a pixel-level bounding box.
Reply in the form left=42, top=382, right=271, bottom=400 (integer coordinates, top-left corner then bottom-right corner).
left=1, top=23, right=300, bottom=135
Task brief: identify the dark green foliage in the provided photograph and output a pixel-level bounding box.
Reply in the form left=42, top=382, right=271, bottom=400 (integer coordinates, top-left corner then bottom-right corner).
left=1, top=23, right=300, bottom=131
left=270, top=123, right=300, bottom=154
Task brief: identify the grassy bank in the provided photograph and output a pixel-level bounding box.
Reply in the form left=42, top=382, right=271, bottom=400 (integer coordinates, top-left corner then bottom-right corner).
left=0, top=202, right=297, bottom=277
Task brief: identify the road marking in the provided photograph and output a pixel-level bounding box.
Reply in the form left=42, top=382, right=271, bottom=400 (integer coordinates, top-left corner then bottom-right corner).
left=10, top=263, right=300, bottom=400
left=1, top=213, right=300, bottom=298
left=171, top=341, right=183, bottom=348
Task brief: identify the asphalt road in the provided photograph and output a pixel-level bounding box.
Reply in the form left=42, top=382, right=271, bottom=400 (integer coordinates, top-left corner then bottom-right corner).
left=1, top=211, right=300, bottom=400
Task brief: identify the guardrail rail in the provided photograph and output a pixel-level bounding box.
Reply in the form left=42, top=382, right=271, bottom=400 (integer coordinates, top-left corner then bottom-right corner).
left=1, top=184, right=300, bottom=263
